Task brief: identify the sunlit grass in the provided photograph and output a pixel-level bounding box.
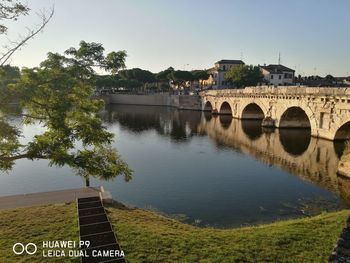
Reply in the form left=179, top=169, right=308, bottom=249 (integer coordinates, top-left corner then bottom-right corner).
left=0, top=203, right=79, bottom=263
left=107, top=204, right=349, bottom=263
left=0, top=202, right=348, bottom=263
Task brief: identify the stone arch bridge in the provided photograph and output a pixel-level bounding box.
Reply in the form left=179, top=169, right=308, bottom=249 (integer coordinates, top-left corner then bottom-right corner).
left=200, top=86, right=350, bottom=141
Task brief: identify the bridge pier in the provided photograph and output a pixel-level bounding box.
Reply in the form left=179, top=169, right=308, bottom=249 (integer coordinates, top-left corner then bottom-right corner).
left=261, top=117, right=275, bottom=127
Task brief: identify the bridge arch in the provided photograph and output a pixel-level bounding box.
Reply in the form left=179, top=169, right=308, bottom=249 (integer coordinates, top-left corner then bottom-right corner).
left=334, top=120, right=350, bottom=140
left=203, top=101, right=213, bottom=112
left=279, top=107, right=311, bottom=128
left=241, top=103, right=265, bottom=120
left=218, top=101, right=233, bottom=115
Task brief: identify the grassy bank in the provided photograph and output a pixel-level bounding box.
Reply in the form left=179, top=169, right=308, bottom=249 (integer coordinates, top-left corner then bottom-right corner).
left=0, top=203, right=79, bottom=263
left=0, top=202, right=349, bottom=263
left=107, top=204, right=349, bottom=263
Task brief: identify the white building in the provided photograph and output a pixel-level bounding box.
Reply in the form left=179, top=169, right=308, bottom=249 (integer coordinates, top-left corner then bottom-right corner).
left=260, top=64, right=295, bottom=86
left=212, top=59, right=245, bottom=89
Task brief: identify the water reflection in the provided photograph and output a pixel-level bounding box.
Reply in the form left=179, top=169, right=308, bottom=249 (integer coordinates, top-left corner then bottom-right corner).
left=241, top=119, right=263, bottom=140
left=279, top=129, right=311, bottom=156
left=104, top=104, right=202, bottom=142
left=219, top=115, right=232, bottom=129
left=104, top=105, right=350, bottom=204
left=199, top=113, right=350, bottom=203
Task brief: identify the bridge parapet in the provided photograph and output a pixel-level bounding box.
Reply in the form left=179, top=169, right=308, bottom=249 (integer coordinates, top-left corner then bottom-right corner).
left=202, top=86, right=350, bottom=97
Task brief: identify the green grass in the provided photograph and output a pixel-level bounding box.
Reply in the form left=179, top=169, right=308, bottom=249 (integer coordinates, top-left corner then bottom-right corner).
left=0, top=202, right=348, bottom=263
left=106, top=204, right=350, bottom=263
left=0, top=203, right=79, bottom=263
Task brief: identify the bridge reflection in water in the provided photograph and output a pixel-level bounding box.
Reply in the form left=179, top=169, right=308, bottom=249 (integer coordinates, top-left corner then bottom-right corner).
left=199, top=114, right=350, bottom=203
left=104, top=105, right=350, bottom=205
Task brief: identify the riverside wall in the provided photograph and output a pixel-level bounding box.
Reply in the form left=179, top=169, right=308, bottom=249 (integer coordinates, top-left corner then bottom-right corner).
left=101, top=93, right=202, bottom=110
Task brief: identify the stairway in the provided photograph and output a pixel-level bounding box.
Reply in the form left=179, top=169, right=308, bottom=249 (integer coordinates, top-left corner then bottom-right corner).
left=77, top=196, right=126, bottom=263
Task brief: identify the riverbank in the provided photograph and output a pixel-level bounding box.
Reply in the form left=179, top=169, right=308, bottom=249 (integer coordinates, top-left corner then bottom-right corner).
left=1, top=201, right=349, bottom=262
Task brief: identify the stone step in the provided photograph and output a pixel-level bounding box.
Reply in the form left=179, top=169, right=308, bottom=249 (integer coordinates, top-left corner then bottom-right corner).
left=78, top=196, right=101, bottom=204
left=79, top=207, right=106, bottom=217
left=78, top=201, right=103, bottom=210
left=79, top=214, right=109, bottom=226
left=80, top=222, right=113, bottom=237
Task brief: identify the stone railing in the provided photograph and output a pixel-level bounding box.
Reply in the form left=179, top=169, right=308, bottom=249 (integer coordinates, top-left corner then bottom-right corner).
left=202, top=86, right=350, bottom=97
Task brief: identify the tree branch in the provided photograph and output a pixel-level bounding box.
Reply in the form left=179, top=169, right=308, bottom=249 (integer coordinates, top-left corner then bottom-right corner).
left=0, top=153, right=47, bottom=162
left=20, top=113, right=47, bottom=120
left=0, top=7, right=54, bottom=66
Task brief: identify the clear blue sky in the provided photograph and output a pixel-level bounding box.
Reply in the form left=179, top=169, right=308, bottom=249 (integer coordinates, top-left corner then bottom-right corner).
left=4, top=0, right=350, bottom=76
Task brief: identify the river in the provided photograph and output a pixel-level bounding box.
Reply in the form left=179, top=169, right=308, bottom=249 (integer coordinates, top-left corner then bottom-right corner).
left=1, top=104, right=349, bottom=227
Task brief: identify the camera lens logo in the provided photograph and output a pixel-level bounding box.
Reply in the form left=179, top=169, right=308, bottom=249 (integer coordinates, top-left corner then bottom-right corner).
left=13, top=243, right=37, bottom=255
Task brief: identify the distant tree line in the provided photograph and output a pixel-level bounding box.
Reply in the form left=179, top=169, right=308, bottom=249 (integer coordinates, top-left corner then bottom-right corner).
left=95, top=67, right=209, bottom=93
left=295, top=74, right=349, bottom=87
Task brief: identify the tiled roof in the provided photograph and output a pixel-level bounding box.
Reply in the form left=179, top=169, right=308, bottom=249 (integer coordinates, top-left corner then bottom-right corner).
left=260, top=64, right=295, bottom=73
left=215, top=59, right=245, bottom=65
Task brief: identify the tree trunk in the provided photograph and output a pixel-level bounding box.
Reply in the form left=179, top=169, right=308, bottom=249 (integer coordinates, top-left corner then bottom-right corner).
left=85, top=176, right=90, bottom=187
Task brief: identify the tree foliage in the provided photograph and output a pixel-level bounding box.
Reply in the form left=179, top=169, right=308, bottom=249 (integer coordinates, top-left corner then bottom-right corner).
left=96, top=75, right=142, bottom=91
left=168, top=70, right=194, bottom=89
left=224, top=65, right=263, bottom=88
left=0, top=41, right=132, bottom=181
left=156, top=67, right=174, bottom=81
left=119, top=68, right=155, bottom=84
left=0, top=65, right=20, bottom=85
left=0, top=0, right=29, bottom=34
left=192, top=70, right=209, bottom=81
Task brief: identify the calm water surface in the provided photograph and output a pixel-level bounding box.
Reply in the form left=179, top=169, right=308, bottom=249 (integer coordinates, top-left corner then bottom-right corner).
left=1, top=105, right=350, bottom=227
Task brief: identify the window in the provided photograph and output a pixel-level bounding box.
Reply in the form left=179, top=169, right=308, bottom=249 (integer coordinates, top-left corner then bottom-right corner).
left=279, top=75, right=282, bottom=80
left=284, top=73, right=288, bottom=78
left=271, top=75, right=274, bottom=79
left=222, top=65, right=226, bottom=71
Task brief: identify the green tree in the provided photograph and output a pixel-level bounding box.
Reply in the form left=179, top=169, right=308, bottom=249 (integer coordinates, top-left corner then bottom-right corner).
left=192, top=70, right=209, bottom=81
left=95, top=74, right=121, bottom=91
left=168, top=70, right=194, bottom=90
left=224, top=65, right=263, bottom=88
left=155, top=67, right=174, bottom=92
left=0, top=41, right=132, bottom=184
left=119, top=68, right=155, bottom=92
left=0, top=65, right=20, bottom=85
left=325, top=74, right=335, bottom=81
left=192, top=70, right=209, bottom=89
left=156, top=67, right=174, bottom=81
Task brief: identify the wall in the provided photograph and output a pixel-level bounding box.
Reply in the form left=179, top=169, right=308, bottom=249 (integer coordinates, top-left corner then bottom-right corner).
left=109, top=93, right=170, bottom=106
left=104, top=93, right=201, bottom=110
